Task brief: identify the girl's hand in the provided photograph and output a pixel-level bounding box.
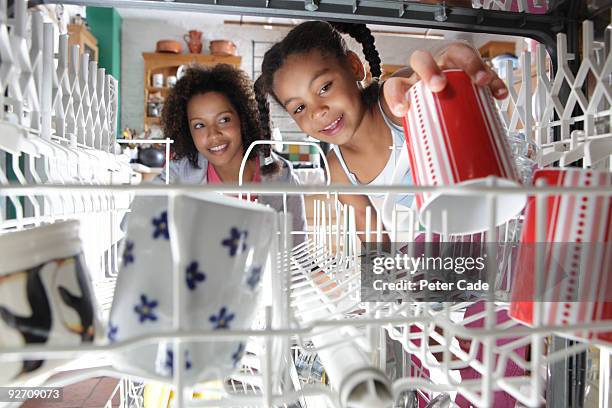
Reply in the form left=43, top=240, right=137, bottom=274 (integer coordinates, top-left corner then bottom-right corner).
left=383, top=42, right=508, bottom=119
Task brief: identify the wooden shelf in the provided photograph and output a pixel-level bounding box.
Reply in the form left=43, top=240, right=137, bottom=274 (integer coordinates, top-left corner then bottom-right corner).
left=145, top=117, right=161, bottom=125
left=147, top=87, right=171, bottom=98
left=142, top=52, right=241, bottom=67
left=68, top=24, right=98, bottom=61
left=479, top=41, right=517, bottom=59
left=142, top=52, right=242, bottom=130
left=381, top=64, right=408, bottom=81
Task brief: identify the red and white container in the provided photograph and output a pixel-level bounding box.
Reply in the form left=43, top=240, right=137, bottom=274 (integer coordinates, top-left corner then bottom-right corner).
left=510, top=168, right=612, bottom=344
left=402, top=69, right=526, bottom=234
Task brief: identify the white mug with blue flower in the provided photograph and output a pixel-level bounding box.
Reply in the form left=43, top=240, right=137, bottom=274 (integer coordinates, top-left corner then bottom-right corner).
left=108, top=193, right=276, bottom=384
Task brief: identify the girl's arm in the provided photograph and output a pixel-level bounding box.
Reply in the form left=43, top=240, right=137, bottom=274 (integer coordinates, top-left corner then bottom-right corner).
left=327, top=153, right=389, bottom=244
left=380, top=42, right=508, bottom=126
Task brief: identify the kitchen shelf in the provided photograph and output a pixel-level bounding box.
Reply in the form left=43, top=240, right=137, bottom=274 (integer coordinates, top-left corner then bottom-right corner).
left=146, top=86, right=170, bottom=92
left=144, top=116, right=161, bottom=126
left=68, top=23, right=98, bottom=62
left=142, top=52, right=241, bottom=71
left=479, top=40, right=517, bottom=59
left=142, top=52, right=242, bottom=130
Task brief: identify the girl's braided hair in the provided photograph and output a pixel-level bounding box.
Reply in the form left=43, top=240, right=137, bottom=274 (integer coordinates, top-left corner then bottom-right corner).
left=162, top=63, right=278, bottom=175
left=254, top=21, right=382, bottom=140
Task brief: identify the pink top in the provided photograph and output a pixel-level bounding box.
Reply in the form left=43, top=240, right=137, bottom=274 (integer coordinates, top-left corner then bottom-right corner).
left=207, top=157, right=261, bottom=201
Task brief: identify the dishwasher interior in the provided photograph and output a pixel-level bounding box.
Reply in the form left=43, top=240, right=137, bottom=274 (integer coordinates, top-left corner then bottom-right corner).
left=0, top=0, right=611, bottom=407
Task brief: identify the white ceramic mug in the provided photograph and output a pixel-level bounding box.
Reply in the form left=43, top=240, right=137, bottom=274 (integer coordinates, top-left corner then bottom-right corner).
left=0, top=220, right=100, bottom=386
left=152, top=73, right=164, bottom=88
left=109, top=193, right=277, bottom=384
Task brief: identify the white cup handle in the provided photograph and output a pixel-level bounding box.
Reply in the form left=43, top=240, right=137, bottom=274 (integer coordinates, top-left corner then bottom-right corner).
left=381, top=147, right=410, bottom=229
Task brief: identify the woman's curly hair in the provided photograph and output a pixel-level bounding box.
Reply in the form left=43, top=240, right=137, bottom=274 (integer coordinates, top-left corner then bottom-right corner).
left=162, top=64, right=278, bottom=174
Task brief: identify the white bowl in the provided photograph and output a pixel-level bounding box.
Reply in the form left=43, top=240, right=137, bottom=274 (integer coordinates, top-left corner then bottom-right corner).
left=108, top=193, right=276, bottom=384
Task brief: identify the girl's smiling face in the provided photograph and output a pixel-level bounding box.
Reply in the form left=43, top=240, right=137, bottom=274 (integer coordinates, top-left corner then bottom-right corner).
left=187, top=91, right=244, bottom=167
left=272, top=50, right=366, bottom=146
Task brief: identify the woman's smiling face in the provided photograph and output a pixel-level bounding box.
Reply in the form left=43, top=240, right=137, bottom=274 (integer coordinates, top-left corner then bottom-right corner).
left=272, top=50, right=366, bottom=146
left=187, top=91, right=244, bottom=167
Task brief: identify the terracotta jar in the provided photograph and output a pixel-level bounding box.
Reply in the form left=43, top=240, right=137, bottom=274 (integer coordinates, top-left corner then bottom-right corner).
left=184, top=30, right=203, bottom=54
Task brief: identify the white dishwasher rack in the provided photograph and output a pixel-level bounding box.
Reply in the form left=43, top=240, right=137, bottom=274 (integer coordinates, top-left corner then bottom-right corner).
left=1, top=1, right=611, bottom=406
left=1, top=183, right=612, bottom=408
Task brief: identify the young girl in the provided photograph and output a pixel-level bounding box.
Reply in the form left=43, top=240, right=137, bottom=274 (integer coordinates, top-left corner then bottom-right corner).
left=158, top=64, right=306, bottom=244
left=256, top=23, right=522, bottom=408
left=254, top=21, right=507, bottom=240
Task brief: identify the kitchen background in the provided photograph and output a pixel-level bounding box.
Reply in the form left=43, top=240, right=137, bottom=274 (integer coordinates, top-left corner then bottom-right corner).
left=34, top=3, right=530, bottom=179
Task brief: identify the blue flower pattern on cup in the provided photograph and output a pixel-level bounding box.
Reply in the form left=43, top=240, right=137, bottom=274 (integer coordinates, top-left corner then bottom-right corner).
left=165, top=349, right=192, bottom=375
left=232, top=342, right=245, bottom=368
left=152, top=211, right=169, bottom=240
left=118, top=203, right=265, bottom=378
left=209, top=306, right=235, bottom=329
left=185, top=261, right=206, bottom=290
left=246, top=266, right=262, bottom=291
left=222, top=227, right=248, bottom=257
left=134, top=294, right=159, bottom=323
left=107, top=323, right=118, bottom=343
left=122, top=241, right=135, bottom=266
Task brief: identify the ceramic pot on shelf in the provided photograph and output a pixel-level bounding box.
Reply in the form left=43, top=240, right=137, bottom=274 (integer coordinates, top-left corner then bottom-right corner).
left=184, top=30, right=203, bottom=54
left=209, top=40, right=237, bottom=56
